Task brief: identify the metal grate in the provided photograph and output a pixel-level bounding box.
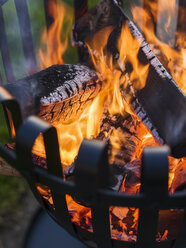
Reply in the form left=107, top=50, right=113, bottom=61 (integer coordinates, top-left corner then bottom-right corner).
left=0, top=0, right=186, bottom=247
left=0, top=85, right=186, bottom=248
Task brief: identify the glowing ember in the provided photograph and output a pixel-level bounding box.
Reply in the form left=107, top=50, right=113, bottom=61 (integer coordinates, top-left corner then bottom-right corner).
left=35, top=0, right=186, bottom=242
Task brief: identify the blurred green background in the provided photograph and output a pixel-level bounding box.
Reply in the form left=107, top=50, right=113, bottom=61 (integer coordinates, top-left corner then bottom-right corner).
left=0, top=0, right=131, bottom=233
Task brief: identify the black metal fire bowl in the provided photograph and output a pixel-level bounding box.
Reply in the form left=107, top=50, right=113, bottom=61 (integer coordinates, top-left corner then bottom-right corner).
left=0, top=85, right=186, bottom=248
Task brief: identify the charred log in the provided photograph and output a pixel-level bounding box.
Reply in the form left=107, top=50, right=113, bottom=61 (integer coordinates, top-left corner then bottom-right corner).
left=65, top=113, right=142, bottom=193
left=3, top=64, right=101, bottom=125
left=73, top=0, right=186, bottom=158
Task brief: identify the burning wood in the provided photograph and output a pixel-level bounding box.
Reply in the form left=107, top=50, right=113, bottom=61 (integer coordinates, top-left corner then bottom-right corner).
left=3, top=64, right=101, bottom=124
left=73, top=0, right=186, bottom=159
left=0, top=0, right=186, bottom=243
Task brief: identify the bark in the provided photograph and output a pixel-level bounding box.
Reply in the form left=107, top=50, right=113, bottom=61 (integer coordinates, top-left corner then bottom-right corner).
left=0, top=64, right=102, bottom=177
left=3, top=64, right=102, bottom=125
left=72, top=0, right=186, bottom=159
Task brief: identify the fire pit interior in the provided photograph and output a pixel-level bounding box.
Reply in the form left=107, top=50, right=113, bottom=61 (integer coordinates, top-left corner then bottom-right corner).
left=0, top=0, right=186, bottom=247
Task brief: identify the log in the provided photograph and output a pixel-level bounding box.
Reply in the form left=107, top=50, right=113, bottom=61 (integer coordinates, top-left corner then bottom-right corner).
left=64, top=113, right=143, bottom=193
left=72, top=0, right=186, bottom=158
left=3, top=64, right=102, bottom=125
left=0, top=64, right=102, bottom=177
left=0, top=113, right=138, bottom=193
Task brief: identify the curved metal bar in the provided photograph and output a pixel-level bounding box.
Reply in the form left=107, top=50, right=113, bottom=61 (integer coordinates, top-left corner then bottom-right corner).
left=0, top=86, right=22, bottom=140
left=137, top=146, right=170, bottom=248
left=75, top=139, right=112, bottom=248
left=15, top=116, right=76, bottom=236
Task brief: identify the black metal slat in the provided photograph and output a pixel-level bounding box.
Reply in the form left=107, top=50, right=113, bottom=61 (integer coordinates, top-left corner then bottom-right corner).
left=90, top=142, right=112, bottom=248
left=34, top=166, right=75, bottom=196
left=43, top=126, right=76, bottom=236
left=0, top=86, right=22, bottom=140
left=0, top=6, right=15, bottom=83
left=75, top=139, right=112, bottom=248
left=15, top=117, right=49, bottom=207
left=15, top=116, right=75, bottom=236
left=137, top=146, right=169, bottom=248
left=14, top=0, right=38, bottom=75
left=33, top=168, right=186, bottom=212
left=34, top=164, right=186, bottom=210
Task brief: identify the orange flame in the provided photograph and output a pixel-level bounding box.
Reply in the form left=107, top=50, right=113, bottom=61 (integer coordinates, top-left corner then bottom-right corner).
left=38, top=1, right=72, bottom=69
left=35, top=1, right=186, bottom=242
left=131, top=1, right=186, bottom=93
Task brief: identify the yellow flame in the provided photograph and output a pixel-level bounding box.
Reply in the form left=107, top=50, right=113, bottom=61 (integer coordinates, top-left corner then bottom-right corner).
left=34, top=1, right=186, bottom=241
left=39, top=1, right=72, bottom=69
left=131, top=1, right=186, bottom=93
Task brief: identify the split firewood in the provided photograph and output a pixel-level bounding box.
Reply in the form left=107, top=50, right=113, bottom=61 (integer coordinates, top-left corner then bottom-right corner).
left=3, top=64, right=102, bottom=125
left=72, top=0, right=186, bottom=159
left=0, top=63, right=102, bottom=177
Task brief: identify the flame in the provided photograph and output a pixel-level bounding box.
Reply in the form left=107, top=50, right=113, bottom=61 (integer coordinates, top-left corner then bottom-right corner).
left=34, top=0, right=186, bottom=242
left=38, top=1, right=72, bottom=69
left=118, top=24, right=149, bottom=91
left=161, top=230, right=169, bottom=241
left=131, top=0, right=186, bottom=190
left=131, top=1, right=186, bottom=93
left=156, top=0, right=178, bottom=45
